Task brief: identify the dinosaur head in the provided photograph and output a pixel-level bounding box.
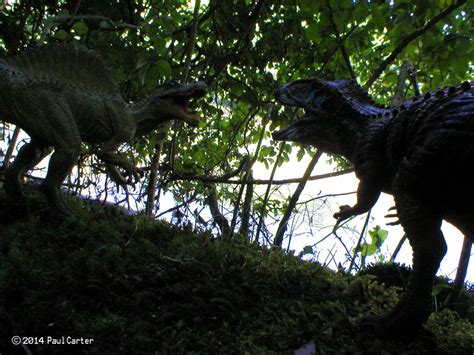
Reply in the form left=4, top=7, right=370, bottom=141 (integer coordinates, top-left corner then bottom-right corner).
left=272, top=78, right=374, bottom=157
left=145, top=81, right=208, bottom=127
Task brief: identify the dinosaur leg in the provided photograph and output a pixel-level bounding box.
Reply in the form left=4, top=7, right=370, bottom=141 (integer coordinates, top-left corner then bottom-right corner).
left=446, top=215, right=474, bottom=243
left=4, top=141, right=52, bottom=198
left=41, top=145, right=80, bottom=216
left=363, top=195, right=446, bottom=339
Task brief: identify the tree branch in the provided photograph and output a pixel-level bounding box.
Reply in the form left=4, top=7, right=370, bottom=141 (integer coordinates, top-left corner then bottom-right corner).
left=206, top=186, right=231, bottom=236
left=40, top=15, right=139, bottom=42
left=2, top=126, right=20, bottom=168
left=317, top=24, right=359, bottom=75
left=169, top=168, right=353, bottom=185
left=255, top=141, right=286, bottom=243
left=326, top=0, right=356, bottom=80
left=365, top=0, right=468, bottom=88
left=273, top=150, right=322, bottom=247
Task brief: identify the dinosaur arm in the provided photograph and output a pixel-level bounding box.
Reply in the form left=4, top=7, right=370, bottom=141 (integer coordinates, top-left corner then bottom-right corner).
left=105, top=163, right=129, bottom=186
left=96, top=137, right=142, bottom=185
left=98, top=150, right=142, bottom=185
left=334, top=179, right=381, bottom=221
left=334, top=123, right=386, bottom=221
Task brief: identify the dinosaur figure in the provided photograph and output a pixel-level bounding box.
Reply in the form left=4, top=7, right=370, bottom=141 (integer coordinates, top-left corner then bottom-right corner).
left=273, top=77, right=474, bottom=338
left=0, top=43, right=207, bottom=215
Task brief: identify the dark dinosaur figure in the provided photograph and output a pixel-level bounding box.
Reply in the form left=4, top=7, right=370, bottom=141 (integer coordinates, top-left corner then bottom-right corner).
left=273, top=77, right=474, bottom=338
left=0, top=43, right=207, bottom=215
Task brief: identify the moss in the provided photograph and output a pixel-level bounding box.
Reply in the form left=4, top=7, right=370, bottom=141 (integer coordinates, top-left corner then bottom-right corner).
left=0, top=190, right=473, bottom=353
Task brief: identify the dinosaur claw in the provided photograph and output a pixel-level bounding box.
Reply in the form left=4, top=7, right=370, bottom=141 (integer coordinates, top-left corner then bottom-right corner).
left=333, top=205, right=354, bottom=221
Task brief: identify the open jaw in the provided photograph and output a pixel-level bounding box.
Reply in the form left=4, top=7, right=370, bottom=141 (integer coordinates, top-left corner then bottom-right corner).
left=166, top=82, right=208, bottom=126
left=272, top=85, right=308, bottom=140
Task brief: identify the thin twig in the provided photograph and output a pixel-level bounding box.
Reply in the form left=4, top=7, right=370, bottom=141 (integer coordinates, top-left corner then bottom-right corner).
left=273, top=151, right=322, bottom=247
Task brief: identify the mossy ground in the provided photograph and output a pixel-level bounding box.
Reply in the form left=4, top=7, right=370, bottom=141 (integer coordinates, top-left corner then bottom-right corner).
left=0, top=189, right=473, bottom=354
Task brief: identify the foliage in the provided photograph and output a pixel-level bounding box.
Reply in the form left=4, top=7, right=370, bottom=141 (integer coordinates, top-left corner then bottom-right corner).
left=357, top=225, right=389, bottom=267
left=0, top=191, right=473, bottom=353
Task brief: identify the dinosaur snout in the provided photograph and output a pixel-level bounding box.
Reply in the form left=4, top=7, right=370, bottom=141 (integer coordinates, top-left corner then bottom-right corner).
left=272, top=126, right=297, bottom=141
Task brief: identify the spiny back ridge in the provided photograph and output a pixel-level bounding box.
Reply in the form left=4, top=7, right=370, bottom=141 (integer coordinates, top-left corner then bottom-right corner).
left=4, top=42, right=119, bottom=96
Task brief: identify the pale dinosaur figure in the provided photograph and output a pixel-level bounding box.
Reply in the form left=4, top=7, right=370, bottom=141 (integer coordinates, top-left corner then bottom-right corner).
left=273, top=78, right=474, bottom=339
left=0, top=43, right=207, bottom=215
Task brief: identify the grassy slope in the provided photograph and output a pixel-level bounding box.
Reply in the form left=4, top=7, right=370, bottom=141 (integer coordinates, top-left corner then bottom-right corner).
left=0, top=189, right=473, bottom=354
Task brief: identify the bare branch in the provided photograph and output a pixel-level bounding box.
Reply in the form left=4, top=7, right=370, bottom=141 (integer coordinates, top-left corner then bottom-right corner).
left=206, top=186, right=231, bottom=236
left=273, top=151, right=322, bottom=247
left=169, top=168, right=353, bottom=185
left=2, top=125, right=20, bottom=168
left=254, top=141, right=286, bottom=243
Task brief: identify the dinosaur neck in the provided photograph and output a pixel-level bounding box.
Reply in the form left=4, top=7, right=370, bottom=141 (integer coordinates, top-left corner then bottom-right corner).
left=349, top=98, right=388, bottom=117
left=131, top=100, right=165, bottom=137
left=338, top=104, right=389, bottom=163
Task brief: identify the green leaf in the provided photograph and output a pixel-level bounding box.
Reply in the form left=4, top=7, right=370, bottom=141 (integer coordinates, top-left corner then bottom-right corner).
left=432, top=283, right=451, bottom=297
left=100, top=20, right=111, bottom=29
left=155, top=59, right=172, bottom=79
left=53, top=30, right=68, bottom=40
left=72, top=21, right=88, bottom=35
left=353, top=4, right=368, bottom=23
left=360, top=226, right=389, bottom=257
left=297, top=148, right=305, bottom=161
left=151, top=37, right=167, bottom=55
left=299, top=0, right=319, bottom=13
left=299, top=245, right=314, bottom=257
left=305, top=22, right=319, bottom=41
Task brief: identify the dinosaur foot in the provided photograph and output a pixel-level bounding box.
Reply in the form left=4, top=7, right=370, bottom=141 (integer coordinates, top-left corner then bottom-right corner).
left=40, top=186, right=75, bottom=220
left=358, top=305, right=431, bottom=340
left=47, top=197, right=75, bottom=220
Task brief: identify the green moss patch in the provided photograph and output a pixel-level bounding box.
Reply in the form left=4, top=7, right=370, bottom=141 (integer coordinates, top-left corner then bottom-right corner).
left=0, top=191, right=473, bottom=353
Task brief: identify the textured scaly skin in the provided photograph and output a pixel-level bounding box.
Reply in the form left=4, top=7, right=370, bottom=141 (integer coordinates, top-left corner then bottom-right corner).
left=273, top=78, right=474, bottom=339
left=0, top=43, right=207, bottom=216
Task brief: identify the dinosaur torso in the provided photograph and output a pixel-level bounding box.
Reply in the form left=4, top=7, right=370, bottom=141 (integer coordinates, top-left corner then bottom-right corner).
left=354, top=82, right=474, bottom=207
left=0, top=44, right=131, bottom=145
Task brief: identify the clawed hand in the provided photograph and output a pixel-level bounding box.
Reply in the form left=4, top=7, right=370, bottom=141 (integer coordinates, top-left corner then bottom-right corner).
left=106, top=163, right=143, bottom=189
left=123, top=163, right=143, bottom=185
left=333, top=204, right=355, bottom=222
left=384, top=205, right=400, bottom=225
